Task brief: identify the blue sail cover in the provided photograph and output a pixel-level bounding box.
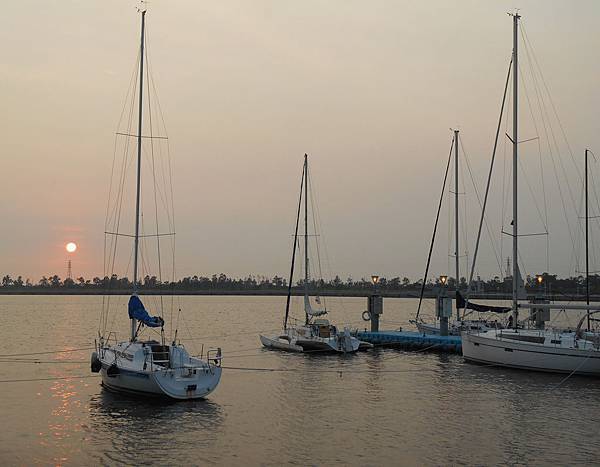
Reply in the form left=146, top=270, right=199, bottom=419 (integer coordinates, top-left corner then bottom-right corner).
left=128, top=295, right=165, bottom=327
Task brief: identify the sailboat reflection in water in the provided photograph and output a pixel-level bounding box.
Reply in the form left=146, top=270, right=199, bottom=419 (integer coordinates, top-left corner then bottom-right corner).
left=90, top=7, right=222, bottom=399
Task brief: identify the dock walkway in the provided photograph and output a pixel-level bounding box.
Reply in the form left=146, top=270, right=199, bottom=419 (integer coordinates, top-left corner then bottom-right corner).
left=357, top=330, right=462, bottom=354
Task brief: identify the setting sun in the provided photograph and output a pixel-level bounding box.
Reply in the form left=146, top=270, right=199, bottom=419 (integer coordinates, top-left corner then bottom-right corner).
left=65, top=242, right=77, bottom=253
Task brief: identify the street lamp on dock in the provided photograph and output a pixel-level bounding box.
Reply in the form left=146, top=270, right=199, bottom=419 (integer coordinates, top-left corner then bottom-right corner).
left=437, top=275, right=451, bottom=336
left=367, top=275, right=383, bottom=332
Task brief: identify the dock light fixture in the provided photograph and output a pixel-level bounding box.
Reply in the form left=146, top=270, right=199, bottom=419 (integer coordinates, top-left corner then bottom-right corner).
left=440, top=275, right=448, bottom=285
left=371, top=275, right=380, bottom=285
left=536, top=274, right=543, bottom=284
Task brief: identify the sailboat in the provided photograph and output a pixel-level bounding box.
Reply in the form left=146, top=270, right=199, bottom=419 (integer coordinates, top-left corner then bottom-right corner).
left=260, top=154, right=361, bottom=353
left=412, top=130, right=507, bottom=336
left=90, top=8, right=223, bottom=398
left=461, top=13, right=600, bottom=375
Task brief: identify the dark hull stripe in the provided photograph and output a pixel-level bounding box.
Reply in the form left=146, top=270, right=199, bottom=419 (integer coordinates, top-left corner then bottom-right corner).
left=101, top=381, right=166, bottom=398
left=463, top=355, right=599, bottom=377
left=101, top=379, right=210, bottom=400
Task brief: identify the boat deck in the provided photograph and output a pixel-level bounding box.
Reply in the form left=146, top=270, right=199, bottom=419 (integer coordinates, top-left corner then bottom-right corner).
left=356, top=330, right=462, bottom=354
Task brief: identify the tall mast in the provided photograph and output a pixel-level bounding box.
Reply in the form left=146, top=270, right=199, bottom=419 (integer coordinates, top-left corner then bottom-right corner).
left=454, top=129, right=460, bottom=321
left=586, top=148, right=590, bottom=330
left=304, top=153, right=309, bottom=324
left=511, top=12, right=520, bottom=328
left=131, top=9, right=146, bottom=341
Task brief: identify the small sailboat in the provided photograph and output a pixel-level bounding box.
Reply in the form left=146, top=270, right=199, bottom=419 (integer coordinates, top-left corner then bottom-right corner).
left=462, top=13, right=600, bottom=375
left=260, top=154, right=361, bottom=353
left=90, top=8, right=222, bottom=398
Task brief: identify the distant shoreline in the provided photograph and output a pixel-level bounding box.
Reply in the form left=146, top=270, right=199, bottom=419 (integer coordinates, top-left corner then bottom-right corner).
left=0, top=288, right=423, bottom=297
left=0, top=288, right=597, bottom=302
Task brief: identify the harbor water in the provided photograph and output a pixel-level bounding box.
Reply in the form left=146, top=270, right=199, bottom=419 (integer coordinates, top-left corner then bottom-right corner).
left=0, top=295, right=598, bottom=465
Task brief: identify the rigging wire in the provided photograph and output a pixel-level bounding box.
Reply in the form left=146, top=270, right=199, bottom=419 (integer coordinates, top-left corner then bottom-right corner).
left=460, top=136, right=504, bottom=275
left=499, top=69, right=512, bottom=277
left=144, top=30, right=165, bottom=322
left=102, top=51, right=140, bottom=338
left=284, top=161, right=305, bottom=329
left=465, top=55, right=512, bottom=310
left=99, top=17, right=179, bottom=342
left=308, top=159, right=353, bottom=322
left=520, top=24, right=583, bottom=275
left=460, top=147, right=469, bottom=284
left=307, top=166, right=326, bottom=310
left=415, top=137, right=454, bottom=322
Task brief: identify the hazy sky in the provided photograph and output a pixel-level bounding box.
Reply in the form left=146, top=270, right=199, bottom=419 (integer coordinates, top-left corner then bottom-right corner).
left=1, top=0, right=599, bottom=283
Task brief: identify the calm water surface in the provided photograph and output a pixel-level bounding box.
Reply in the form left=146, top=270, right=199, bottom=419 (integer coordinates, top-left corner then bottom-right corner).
left=0, top=295, right=598, bottom=465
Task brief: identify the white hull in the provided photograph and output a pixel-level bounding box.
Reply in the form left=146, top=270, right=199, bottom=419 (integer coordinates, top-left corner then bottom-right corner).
left=295, top=335, right=360, bottom=353
left=260, top=334, right=303, bottom=352
left=462, top=330, right=600, bottom=376
left=96, top=341, right=222, bottom=400
left=260, top=324, right=360, bottom=354
left=100, top=364, right=222, bottom=399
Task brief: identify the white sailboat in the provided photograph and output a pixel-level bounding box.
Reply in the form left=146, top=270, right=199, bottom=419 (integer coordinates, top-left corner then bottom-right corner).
left=462, top=13, right=600, bottom=376
left=463, top=312, right=600, bottom=375
left=90, top=8, right=223, bottom=398
left=260, top=154, right=361, bottom=353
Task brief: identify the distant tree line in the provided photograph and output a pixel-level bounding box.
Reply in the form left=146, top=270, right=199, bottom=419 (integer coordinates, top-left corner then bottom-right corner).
left=1, top=272, right=599, bottom=296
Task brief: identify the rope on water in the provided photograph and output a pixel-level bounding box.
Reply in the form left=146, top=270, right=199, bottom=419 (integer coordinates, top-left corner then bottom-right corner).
left=0, top=375, right=101, bottom=384
left=0, top=347, right=95, bottom=358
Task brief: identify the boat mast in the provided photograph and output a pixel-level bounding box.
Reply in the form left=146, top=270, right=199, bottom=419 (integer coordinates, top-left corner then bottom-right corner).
left=586, top=148, right=590, bottom=330
left=511, top=12, right=520, bottom=328
left=454, top=129, right=460, bottom=321
left=131, top=9, right=146, bottom=341
left=304, top=153, right=309, bottom=325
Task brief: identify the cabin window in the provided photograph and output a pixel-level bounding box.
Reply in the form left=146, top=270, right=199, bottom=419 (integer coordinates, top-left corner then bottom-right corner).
left=551, top=339, right=561, bottom=344
left=499, top=333, right=545, bottom=344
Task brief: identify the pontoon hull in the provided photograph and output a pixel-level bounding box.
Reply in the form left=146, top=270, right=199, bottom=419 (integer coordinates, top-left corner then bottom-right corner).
left=260, top=332, right=361, bottom=353
left=260, top=334, right=303, bottom=352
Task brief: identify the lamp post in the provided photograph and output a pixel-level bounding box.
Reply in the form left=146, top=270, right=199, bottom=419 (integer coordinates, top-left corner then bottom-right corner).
left=536, top=274, right=543, bottom=288
left=368, top=275, right=382, bottom=332
left=437, top=275, right=451, bottom=336
left=531, top=274, right=549, bottom=329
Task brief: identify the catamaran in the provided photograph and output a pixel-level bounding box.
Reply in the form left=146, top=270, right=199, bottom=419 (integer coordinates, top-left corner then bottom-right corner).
left=90, top=7, right=223, bottom=398
left=461, top=13, right=600, bottom=375
left=260, top=154, right=361, bottom=353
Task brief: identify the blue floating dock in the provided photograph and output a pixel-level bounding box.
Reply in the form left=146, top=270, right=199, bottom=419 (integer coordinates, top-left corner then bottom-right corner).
left=357, top=331, right=462, bottom=354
